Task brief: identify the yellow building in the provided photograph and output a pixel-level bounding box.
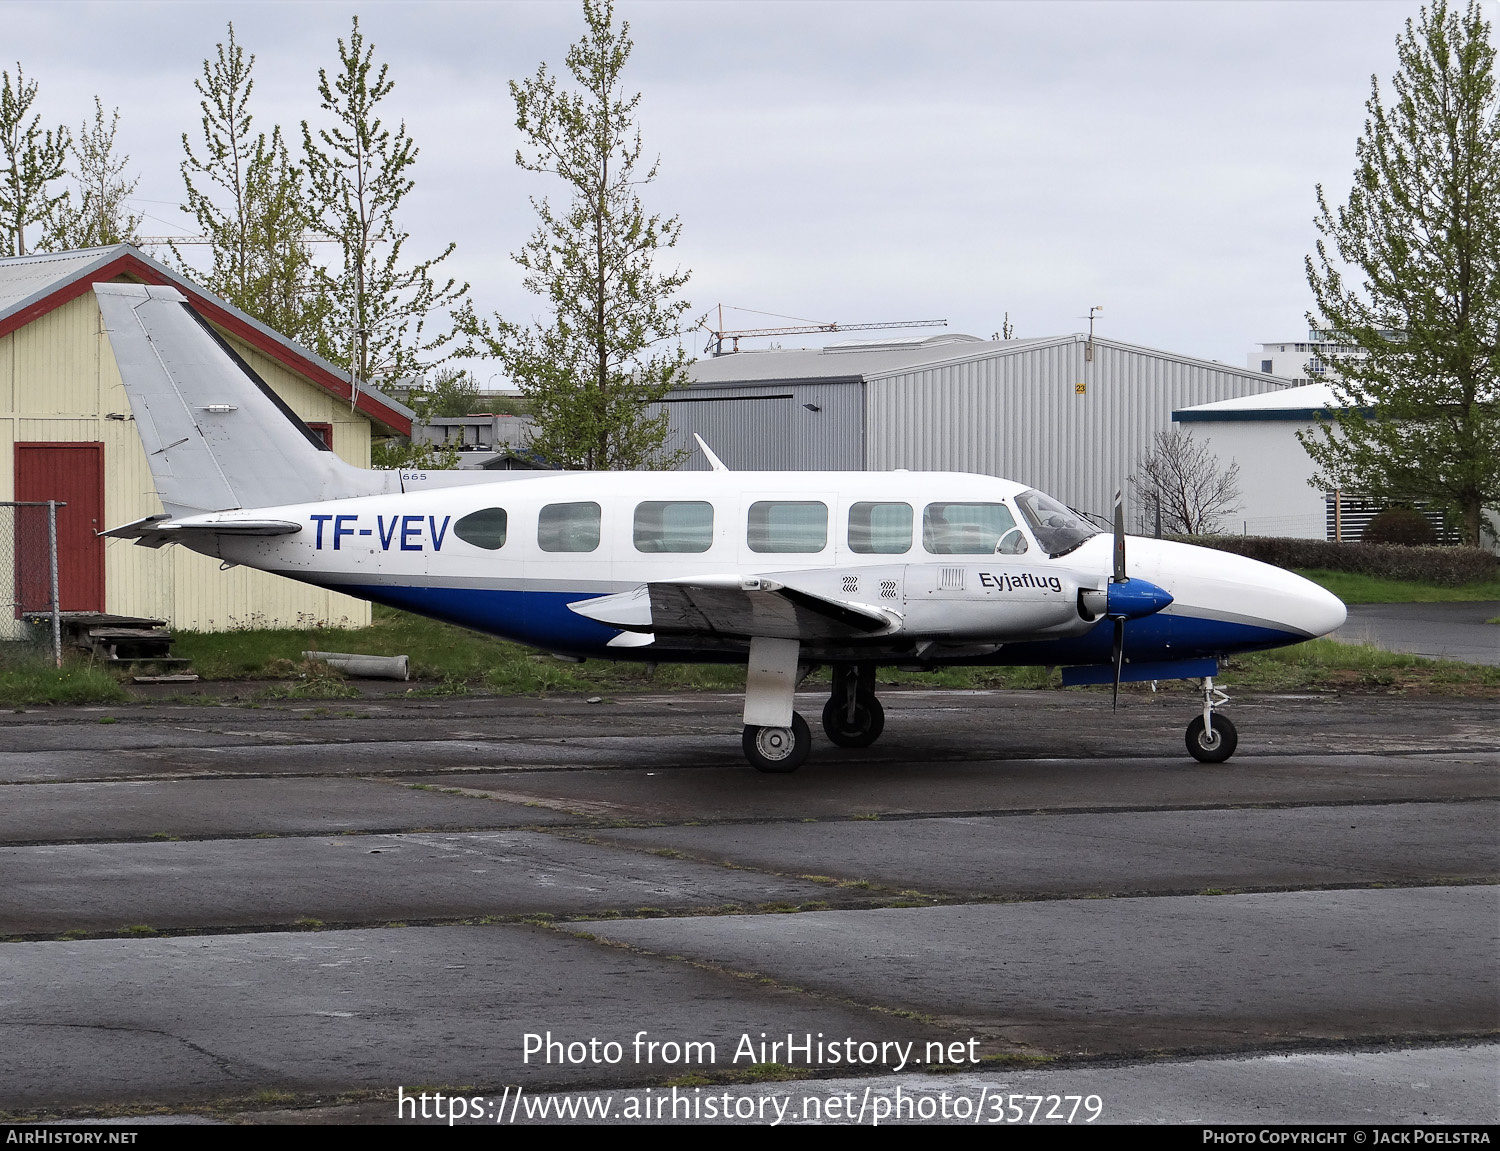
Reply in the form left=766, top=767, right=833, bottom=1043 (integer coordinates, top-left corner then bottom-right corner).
left=0, top=245, right=413, bottom=631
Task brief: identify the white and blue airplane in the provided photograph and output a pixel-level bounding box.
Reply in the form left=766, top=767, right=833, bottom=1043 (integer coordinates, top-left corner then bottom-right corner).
left=95, top=284, right=1347, bottom=772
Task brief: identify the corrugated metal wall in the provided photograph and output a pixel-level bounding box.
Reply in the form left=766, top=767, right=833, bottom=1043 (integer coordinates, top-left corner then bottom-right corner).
left=866, top=337, right=1279, bottom=521
left=0, top=289, right=373, bottom=633
left=659, top=380, right=863, bottom=471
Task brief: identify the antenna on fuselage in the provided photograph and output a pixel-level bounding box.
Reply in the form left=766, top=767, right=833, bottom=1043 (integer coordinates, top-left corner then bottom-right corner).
left=693, top=433, right=729, bottom=472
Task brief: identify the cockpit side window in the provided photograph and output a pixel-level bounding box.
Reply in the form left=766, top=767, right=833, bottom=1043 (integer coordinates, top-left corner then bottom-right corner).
left=1014, top=489, right=1100, bottom=557
left=454, top=507, right=508, bottom=550
left=538, top=501, right=601, bottom=553
left=848, top=502, right=912, bottom=554
left=922, top=502, right=1017, bottom=554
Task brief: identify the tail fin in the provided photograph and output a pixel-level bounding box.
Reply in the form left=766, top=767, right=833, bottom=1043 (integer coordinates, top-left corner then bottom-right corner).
left=96, top=283, right=397, bottom=516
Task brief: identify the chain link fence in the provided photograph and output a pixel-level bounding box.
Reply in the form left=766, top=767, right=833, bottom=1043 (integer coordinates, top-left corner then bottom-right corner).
left=0, top=501, right=64, bottom=664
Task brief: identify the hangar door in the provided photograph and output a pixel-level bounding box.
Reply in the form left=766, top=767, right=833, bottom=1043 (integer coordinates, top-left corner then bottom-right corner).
left=661, top=394, right=796, bottom=470
left=15, top=443, right=105, bottom=613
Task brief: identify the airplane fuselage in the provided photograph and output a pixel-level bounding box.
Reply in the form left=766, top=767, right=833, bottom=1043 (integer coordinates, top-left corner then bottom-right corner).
left=176, top=468, right=1346, bottom=671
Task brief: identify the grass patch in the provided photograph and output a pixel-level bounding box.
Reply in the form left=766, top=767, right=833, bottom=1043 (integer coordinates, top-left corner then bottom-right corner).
left=169, top=600, right=1496, bottom=701
left=1217, top=637, right=1500, bottom=693
left=171, top=605, right=1068, bottom=694
left=1294, top=569, right=1500, bottom=604
left=0, top=646, right=127, bottom=707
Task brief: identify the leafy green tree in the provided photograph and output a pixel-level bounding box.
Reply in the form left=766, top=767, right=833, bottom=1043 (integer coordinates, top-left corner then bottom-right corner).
left=460, top=0, right=693, bottom=470
left=42, top=97, right=142, bottom=250
left=179, top=25, right=321, bottom=345
left=302, top=16, right=466, bottom=386
left=1302, top=0, right=1500, bottom=547
left=370, top=436, right=460, bottom=471
left=0, top=64, right=68, bottom=256
left=404, top=367, right=486, bottom=420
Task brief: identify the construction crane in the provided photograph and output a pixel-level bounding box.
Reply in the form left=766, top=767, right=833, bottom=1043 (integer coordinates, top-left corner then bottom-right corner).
left=703, top=305, right=947, bottom=356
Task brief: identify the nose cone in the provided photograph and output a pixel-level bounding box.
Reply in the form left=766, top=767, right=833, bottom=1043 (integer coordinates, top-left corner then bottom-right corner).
left=1296, top=576, right=1348, bottom=638
left=1118, top=537, right=1349, bottom=644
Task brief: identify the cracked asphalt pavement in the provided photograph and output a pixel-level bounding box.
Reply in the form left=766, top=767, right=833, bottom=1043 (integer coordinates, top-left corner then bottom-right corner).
left=0, top=685, right=1494, bottom=1123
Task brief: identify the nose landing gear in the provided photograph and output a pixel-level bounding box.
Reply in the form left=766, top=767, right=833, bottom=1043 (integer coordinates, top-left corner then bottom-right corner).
left=821, top=662, right=885, bottom=748
left=1186, top=675, right=1236, bottom=763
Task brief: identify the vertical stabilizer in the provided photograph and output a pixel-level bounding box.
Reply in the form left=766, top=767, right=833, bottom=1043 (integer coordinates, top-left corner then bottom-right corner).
left=96, top=283, right=398, bottom=516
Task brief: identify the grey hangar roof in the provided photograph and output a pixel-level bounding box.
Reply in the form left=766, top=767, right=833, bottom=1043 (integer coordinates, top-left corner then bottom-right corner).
left=664, top=332, right=1285, bottom=522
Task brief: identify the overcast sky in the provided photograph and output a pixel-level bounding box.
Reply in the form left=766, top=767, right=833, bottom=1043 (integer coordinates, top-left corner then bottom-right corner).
left=6, top=0, right=1481, bottom=373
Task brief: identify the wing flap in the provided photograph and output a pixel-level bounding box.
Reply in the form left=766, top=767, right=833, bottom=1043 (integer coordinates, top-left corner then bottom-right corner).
left=570, top=579, right=895, bottom=640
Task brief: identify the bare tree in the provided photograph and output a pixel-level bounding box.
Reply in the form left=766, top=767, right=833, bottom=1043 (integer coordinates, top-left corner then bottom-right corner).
left=1129, top=429, right=1241, bottom=535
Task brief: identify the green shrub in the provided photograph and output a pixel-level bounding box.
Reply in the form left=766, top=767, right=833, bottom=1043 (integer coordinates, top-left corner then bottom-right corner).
left=1174, top=535, right=1498, bottom=586
left=1361, top=507, right=1437, bottom=546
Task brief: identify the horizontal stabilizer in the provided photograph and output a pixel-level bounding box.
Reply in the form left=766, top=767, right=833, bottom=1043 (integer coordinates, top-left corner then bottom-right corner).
left=101, top=514, right=302, bottom=548
left=569, top=579, right=895, bottom=641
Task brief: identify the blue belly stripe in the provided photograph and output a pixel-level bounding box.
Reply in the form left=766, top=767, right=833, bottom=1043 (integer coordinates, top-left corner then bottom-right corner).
left=341, top=584, right=621, bottom=655
left=331, top=583, right=1305, bottom=666
left=997, top=614, right=1304, bottom=667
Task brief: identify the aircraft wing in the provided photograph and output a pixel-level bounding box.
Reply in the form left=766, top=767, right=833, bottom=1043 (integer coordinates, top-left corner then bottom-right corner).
left=568, top=577, right=898, bottom=641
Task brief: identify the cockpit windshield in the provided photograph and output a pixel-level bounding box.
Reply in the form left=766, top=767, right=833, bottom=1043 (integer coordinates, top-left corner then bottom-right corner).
left=1014, top=489, right=1100, bottom=557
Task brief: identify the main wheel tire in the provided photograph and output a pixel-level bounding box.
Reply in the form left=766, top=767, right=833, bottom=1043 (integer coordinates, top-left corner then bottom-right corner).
left=743, top=712, right=811, bottom=773
left=1185, top=714, right=1238, bottom=764
left=821, top=691, right=885, bottom=748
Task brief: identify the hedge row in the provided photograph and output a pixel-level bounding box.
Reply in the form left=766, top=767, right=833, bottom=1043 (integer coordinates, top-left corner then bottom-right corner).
left=1170, top=535, right=1499, bottom=586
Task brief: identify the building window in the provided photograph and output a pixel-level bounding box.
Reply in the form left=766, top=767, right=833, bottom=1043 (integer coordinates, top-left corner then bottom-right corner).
left=1261, top=360, right=1273, bottom=373
left=633, top=501, right=713, bottom=553
left=538, top=502, right=601, bottom=552
left=847, top=501, right=912, bottom=554
left=307, top=422, right=333, bottom=450
left=747, top=501, right=828, bottom=553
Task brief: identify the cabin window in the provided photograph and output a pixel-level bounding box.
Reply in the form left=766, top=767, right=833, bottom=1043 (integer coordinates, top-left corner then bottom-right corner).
left=847, top=501, right=912, bottom=554
left=538, top=501, right=601, bottom=552
left=634, top=501, right=714, bottom=553
left=747, top=501, right=828, bottom=553
left=923, top=502, right=1018, bottom=554
left=453, top=507, right=508, bottom=550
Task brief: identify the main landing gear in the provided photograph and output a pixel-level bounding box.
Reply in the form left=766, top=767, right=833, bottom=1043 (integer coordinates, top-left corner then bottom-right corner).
left=1185, top=675, right=1237, bottom=763
left=742, top=713, right=811, bottom=773
left=740, top=644, right=888, bottom=773
left=821, top=662, right=884, bottom=748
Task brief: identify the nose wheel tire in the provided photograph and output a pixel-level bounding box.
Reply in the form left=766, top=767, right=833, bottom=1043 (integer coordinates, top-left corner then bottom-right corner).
left=1185, top=714, right=1238, bottom=763
left=821, top=692, right=885, bottom=748
left=744, top=712, right=811, bottom=773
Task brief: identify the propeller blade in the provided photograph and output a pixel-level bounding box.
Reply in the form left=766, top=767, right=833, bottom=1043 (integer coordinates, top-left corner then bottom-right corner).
left=1113, top=488, right=1126, bottom=583
left=1111, top=616, right=1125, bottom=711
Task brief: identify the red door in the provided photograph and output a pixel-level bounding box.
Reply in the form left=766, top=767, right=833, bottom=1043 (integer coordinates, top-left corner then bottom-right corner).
left=15, top=443, right=106, bottom=613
